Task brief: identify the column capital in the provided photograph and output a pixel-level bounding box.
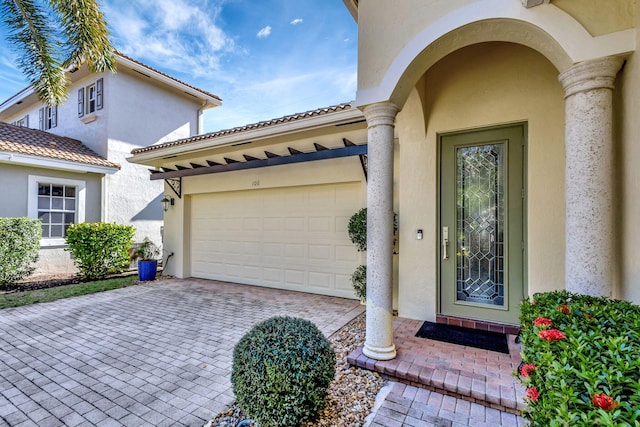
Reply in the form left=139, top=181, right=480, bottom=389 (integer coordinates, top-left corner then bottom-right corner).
left=362, top=102, right=399, bottom=128
left=559, top=56, right=624, bottom=98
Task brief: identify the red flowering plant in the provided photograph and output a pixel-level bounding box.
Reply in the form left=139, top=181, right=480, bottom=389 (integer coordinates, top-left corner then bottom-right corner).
left=591, top=393, right=619, bottom=411
left=533, top=317, right=552, bottom=327
left=518, top=291, right=639, bottom=425
left=537, top=329, right=566, bottom=341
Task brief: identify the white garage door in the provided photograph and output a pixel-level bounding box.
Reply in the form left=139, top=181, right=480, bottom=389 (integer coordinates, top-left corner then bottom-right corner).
left=190, top=182, right=362, bottom=298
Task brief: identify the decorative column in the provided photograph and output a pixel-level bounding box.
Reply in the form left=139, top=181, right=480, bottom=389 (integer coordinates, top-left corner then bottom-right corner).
left=362, top=102, right=398, bottom=361
left=558, top=56, right=623, bottom=297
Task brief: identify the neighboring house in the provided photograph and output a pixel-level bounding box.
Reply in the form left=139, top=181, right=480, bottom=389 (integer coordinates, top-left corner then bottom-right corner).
left=131, top=0, right=640, bottom=362
left=128, top=103, right=370, bottom=299
left=0, top=53, right=221, bottom=276
left=0, top=123, right=119, bottom=274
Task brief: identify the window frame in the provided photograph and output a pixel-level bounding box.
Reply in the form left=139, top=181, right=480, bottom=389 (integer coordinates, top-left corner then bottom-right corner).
left=11, top=115, right=29, bottom=127
left=78, top=78, right=103, bottom=119
left=86, top=83, right=97, bottom=114
left=28, top=175, right=86, bottom=247
left=39, top=105, right=57, bottom=130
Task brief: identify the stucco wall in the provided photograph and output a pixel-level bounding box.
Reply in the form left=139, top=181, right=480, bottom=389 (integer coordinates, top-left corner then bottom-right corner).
left=0, top=163, right=103, bottom=276
left=356, top=0, right=635, bottom=106
left=2, top=67, right=204, bottom=254
left=106, top=69, right=202, bottom=247
left=395, top=42, right=566, bottom=321
left=160, top=126, right=370, bottom=279
left=618, top=6, right=640, bottom=304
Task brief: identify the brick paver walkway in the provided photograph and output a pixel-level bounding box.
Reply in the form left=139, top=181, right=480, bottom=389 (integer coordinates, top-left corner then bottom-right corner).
left=365, top=382, right=526, bottom=427
left=0, top=279, right=363, bottom=427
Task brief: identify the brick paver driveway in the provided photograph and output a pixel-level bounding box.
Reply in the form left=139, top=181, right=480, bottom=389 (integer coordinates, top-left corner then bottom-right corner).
left=0, top=279, right=363, bottom=427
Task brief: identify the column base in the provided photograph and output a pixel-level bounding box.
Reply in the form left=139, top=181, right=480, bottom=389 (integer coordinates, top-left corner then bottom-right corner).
left=363, top=342, right=397, bottom=361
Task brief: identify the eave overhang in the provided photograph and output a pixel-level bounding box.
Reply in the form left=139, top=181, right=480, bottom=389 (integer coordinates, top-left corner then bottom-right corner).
left=128, top=106, right=365, bottom=165
left=0, top=151, right=120, bottom=174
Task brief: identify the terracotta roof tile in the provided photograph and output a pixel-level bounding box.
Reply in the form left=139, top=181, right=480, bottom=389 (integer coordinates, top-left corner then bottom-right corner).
left=131, top=102, right=356, bottom=155
left=0, top=122, right=120, bottom=169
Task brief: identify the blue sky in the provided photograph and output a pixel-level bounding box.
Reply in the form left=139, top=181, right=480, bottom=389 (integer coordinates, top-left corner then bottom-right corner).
left=0, top=0, right=357, bottom=133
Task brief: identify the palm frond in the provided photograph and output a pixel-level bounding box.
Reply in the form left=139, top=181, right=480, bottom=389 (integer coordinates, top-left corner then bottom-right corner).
left=50, top=0, right=116, bottom=73
left=1, top=0, right=67, bottom=105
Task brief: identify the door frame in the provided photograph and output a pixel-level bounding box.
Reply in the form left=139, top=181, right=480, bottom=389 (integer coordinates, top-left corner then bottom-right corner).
left=436, top=122, right=528, bottom=324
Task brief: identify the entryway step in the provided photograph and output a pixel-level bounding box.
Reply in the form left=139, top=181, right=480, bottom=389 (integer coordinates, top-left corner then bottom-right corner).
left=346, top=317, right=527, bottom=415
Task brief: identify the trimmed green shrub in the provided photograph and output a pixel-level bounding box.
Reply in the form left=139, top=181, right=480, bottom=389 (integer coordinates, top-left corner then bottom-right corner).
left=518, top=291, right=640, bottom=426
left=351, top=264, right=366, bottom=301
left=231, top=316, right=336, bottom=427
left=65, top=223, right=135, bottom=280
left=348, top=208, right=368, bottom=252
left=0, top=218, right=42, bottom=288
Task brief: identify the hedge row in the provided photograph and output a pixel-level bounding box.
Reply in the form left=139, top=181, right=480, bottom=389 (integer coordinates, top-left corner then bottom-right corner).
left=0, top=218, right=41, bottom=288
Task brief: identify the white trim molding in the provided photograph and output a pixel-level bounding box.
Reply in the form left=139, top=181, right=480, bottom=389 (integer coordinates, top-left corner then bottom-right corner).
left=28, top=175, right=86, bottom=247
left=0, top=151, right=119, bottom=175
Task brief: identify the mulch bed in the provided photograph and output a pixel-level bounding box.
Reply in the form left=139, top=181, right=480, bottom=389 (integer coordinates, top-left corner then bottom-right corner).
left=2, top=271, right=141, bottom=294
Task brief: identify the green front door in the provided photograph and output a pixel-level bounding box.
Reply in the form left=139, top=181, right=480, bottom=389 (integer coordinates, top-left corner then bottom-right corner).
left=440, top=125, right=525, bottom=324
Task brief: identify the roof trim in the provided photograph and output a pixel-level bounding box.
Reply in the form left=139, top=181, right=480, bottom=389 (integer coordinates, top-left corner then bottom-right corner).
left=115, top=53, right=222, bottom=106
left=0, top=151, right=119, bottom=174
left=0, top=52, right=221, bottom=111
left=129, top=102, right=364, bottom=162
left=149, top=143, right=367, bottom=180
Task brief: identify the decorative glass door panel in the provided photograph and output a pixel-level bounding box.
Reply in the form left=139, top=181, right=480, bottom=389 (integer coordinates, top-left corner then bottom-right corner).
left=440, top=125, right=524, bottom=324
left=456, top=144, right=504, bottom=306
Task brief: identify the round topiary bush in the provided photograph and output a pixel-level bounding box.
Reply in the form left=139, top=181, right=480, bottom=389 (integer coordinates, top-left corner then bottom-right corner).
left=351, top=264, right=367, bottom=302
left=231, top=316, right=336, bottom=427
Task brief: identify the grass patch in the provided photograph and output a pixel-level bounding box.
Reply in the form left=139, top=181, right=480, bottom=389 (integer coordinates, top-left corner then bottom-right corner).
left=0, top=276, right=140, bottom=309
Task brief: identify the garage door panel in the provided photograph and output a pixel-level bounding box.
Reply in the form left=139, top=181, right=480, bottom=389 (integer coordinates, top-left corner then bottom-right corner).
left=336, top=274, right=354, bottom=291
left=309, top=245, right=331, bottom=260
left=309, top=272, right=331, bottom=288
left=190, top=183, right=362, bottom=298
left=336, top=245, right=359, bottom=262
left=285, top=269, right=305, bottom=285
left=309, top=217, right=331, bottom=232
left=284, top=244, right=305, bottom=258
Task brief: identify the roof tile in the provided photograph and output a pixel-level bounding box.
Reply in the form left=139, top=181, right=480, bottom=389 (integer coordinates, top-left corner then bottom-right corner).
left=131, top=102, right=355, bottom=155
left=0, top=122, right=120, bottom=169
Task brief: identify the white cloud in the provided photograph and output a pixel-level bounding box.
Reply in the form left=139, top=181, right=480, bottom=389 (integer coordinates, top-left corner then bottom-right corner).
left=290, top=18, right=303, bottom=25
left=256, top=26, right=272, bottom=38
left=103, top=0, right=235, bottom=76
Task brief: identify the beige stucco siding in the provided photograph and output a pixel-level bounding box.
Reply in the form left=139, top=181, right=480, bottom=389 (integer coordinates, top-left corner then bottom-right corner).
left=160, top=126, right=370, bottom=281
left=618, top=7, right=640, bottom=303
left=395, top=42, right=565, bottom=321
left=356, top=0, right=635, bottom=108
left=553, top=0, right=635, bottom=36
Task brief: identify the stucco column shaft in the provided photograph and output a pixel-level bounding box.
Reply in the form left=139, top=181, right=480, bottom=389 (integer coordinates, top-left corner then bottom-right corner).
left=362, top=102, right=398, bottom=361
left=558, top=57, right=623, bottom=297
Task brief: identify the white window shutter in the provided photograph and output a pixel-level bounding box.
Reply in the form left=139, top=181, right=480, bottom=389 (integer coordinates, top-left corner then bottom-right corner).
left=96, top=78, right=103, bottom=110
left=24, top=115, right=28, bottom=127
left=78, top=88, right=85, bottom=117
left=51, top=105, right=57, bottom=128
left=39, top=108, right=44, bottom=130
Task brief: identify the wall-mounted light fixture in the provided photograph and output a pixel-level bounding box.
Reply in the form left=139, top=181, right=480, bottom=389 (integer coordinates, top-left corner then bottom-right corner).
left=161, top=195, right=175, bottom=212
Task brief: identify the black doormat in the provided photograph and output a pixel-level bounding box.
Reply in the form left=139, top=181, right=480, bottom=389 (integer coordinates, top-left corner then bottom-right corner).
left=415, top=321, right=510, bottom=354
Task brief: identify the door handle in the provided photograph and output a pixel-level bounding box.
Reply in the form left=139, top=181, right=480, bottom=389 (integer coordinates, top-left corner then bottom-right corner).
left=442, top=226, right=449, bottom=260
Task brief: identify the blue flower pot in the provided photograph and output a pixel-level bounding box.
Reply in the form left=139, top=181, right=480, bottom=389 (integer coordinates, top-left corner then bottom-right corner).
left=138, top=260, right=158, bottom=281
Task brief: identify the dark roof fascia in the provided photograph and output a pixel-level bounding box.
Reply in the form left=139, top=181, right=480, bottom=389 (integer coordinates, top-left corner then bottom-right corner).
left=150, top=143, right=367, bottom=180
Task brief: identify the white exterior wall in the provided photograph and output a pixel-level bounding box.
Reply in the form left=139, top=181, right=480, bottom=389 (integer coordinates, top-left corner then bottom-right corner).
left=2, top=67, right=205, bottom=258
left=103, top=69, right=201, bottom=247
